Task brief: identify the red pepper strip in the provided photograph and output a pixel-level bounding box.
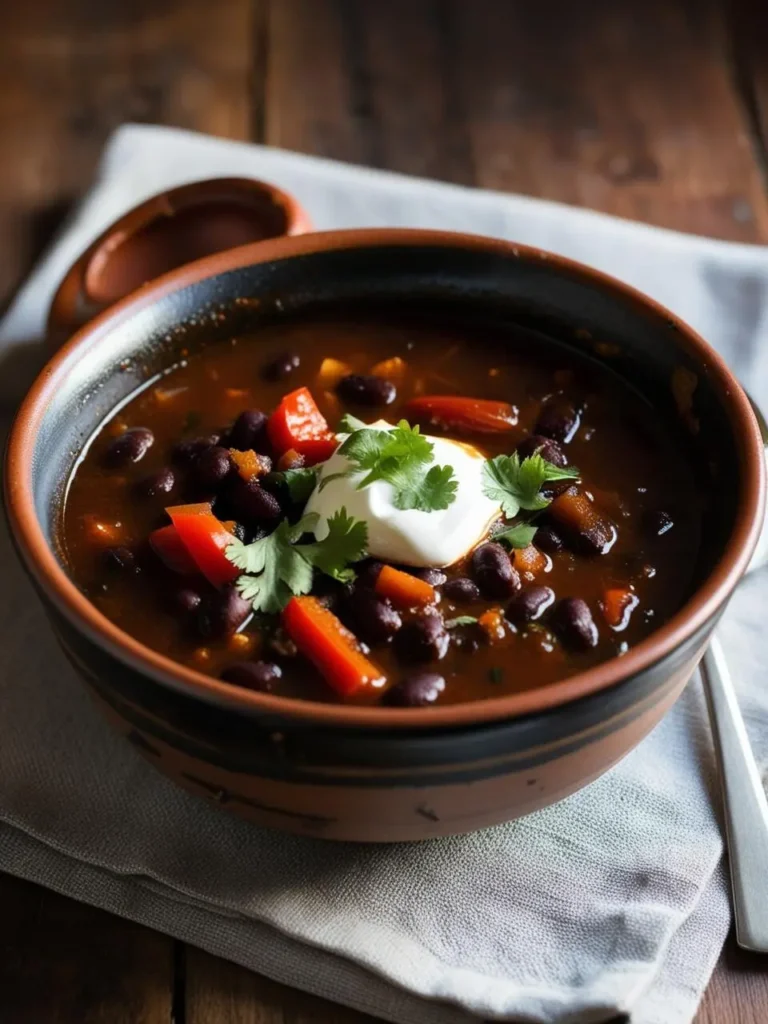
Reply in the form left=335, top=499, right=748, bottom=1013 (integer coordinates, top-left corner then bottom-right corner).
left=149, top=524, right=199, bottom=575
left=282, top=596, right=385, bottom=697
left=267, top=386, right=337, bottom=465
left=602, top=587, right=639, bottom=631
left=166, top=502, right=238, bottom=587
left=404, top=395, right=518, bottom=433
left=375, top=565, right=435, bottom=608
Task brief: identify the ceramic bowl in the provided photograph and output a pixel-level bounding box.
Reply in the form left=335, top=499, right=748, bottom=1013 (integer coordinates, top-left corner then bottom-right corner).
left=46, top=177, right=312, bottom=346
left=6, top=229, right=765, bottom=841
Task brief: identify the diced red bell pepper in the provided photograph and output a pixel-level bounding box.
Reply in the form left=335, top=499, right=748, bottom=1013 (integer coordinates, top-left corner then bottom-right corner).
left=165, top=502, right=239, bottom=587
left=267, top=386, right=337, bottom=465
left=149, top=524, right=199, bottom=575
left=404, top=395, right=518, bottom=433
left=282, top=596, right=385, bottom=697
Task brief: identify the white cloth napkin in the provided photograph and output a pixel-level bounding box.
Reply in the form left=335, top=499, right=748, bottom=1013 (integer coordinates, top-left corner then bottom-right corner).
left=2, top=124, right=767, bottom=1024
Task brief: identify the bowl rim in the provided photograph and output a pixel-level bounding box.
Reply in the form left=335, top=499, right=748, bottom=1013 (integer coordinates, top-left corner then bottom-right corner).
left=6, top=227, right=766, bottom=730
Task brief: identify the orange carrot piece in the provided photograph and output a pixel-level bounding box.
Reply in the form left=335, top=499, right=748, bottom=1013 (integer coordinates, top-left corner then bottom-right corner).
left=549, top=487, right=616, bottom=555
left=282, top=596, right=384, bottom=697
left=371, top=356, right=407, bottom=382
left=229, top=448, right=271, bottom=481
left=477, top=607, right=506, bottom=642
left=602, top=587, right=639, bottom=630
left=277, top=448, right=305, bottom=471
left=375, top=565, right=435, bottom=608
left=404, top=395, right=518, bottom=433
left=512, top=544, right=549, bottom=578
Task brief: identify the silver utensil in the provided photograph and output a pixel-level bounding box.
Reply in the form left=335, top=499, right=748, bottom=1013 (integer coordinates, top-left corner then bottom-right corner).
left=700, top=397, right=768, bottom=951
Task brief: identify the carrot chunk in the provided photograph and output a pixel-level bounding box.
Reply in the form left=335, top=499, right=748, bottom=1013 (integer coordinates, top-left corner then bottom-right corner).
left=375, top=565, right=435, bottom=608
left=512, top=544, right=549, bottom=578
left=404, top=395, right=518, bottom=433
left=601, top=587, right=639, bottom=630
left=477, top=607, right=506, bottom=642
left=229, top=448, right=271, bottom=481
left=282, top=596, right=384, bottom=696
left=549, top=486, right=617, bottom=555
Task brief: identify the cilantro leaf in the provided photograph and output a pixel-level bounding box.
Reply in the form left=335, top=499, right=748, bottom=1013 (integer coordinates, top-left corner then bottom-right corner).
left=386, top=462, right=459, bottom=512
left=482, top=452, right=579, bottom=518
left=227, top=520, right=314, bottom=614
left=300, top=509, right=368, bottom=582
left=327, top=419, right=458, bottom=513
left=280, top=466, right=318, bottom=505
left=493, top=522, right=538, bottom=549
left=226, top=509, right=367, bottom=612
left=337, top=412, right=367, bottom=434
left=445, top=615, right=478, bottom=628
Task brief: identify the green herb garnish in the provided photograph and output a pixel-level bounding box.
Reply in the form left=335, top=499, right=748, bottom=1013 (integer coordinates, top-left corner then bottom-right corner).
left=336, top=412, right=367, bottom=434
left=445, top=615, right=479, bottom=629
left=320, top=419, right=458, bottom=513
left=279, top=466, right=318, bottom=505
left=226, top=509, right=367, bottom=613
left=482, top=452, right=579, bottom=518
left=493, top=522, right=539, bottom=550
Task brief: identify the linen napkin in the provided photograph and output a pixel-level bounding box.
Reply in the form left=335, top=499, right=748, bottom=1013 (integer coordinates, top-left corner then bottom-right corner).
left=1, top=124, right=767, bottom=1024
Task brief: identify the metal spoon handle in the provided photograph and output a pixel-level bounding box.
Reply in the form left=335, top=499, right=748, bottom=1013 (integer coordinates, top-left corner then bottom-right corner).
left=701, top=635, right=768, bottom=951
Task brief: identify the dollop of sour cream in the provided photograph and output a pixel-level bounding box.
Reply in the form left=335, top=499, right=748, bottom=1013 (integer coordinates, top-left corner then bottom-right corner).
left=304, top=421, right=501, bottom=568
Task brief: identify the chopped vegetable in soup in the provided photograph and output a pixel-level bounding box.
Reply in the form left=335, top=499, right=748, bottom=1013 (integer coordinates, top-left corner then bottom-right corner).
left=62, top=314, right=704, bottom=706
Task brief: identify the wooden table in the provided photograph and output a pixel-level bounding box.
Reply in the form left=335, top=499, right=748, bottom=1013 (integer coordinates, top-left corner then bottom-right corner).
left=1, top=2, right=767, bottom=1021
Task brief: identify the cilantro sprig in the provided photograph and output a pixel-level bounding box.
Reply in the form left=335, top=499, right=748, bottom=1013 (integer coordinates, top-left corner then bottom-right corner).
left=320, top=419, right=458, bottom=513
left=482, top=452, right=579, bottom=518
left=226, top=509, right=367, bottom=613
left=492, top=521, right=539, bottom=549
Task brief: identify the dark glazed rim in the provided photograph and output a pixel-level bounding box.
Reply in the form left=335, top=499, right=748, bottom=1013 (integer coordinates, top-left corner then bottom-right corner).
left=7, top=229, right=766, bottom=730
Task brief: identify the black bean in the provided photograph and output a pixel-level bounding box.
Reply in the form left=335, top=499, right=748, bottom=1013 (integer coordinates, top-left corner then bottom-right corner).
left=231, top=477, right=283, bottom=524
left=348, top=590, right=402, bottom=645
left=197, top=585, right=251, bottom=640
left=442, top=577, right=481, bottom=603
left=227, top=410, right=268, bottom=451
left=507, top=585, right=556, bottom=625
left=471, top=542, right=521, bottom=599
left=193, top=446, right=233, bottom=490
left=172, top=434, right=221, bottom=466
left=534, top=526, right=565, bottom=554
left=221, top=660, right=282, bottom=692
left=135, top=466, right=175, bottom=498
left=171, top=587, right=202, bottom=615
left=103, top=546, right=136, bottom=572
left=400, top=566, right=447, bottom=587
left=337, top=373, right=397, bottom=407
left=642, top=509, right=674, bottom=537
left=354, top=559, right=385, bottom=589
left=540, top=479, right=575, bottom=501
left=384, top=671, right=446, bottom=707
left=535, top=398, right=581, bottom=443
left=263, top=351, right=300, bottom=381
left=553, top=598, right=599, bottom=650
left=394, top=610, right=449, bottom=663
left=516, top=434, right=568, bottom=467
left=105, top=427, right=154, bottom=467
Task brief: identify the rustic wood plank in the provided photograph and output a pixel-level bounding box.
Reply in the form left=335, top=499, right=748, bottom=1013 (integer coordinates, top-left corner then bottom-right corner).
left=0, top=872, right=173, bottom=1024
left=0, top=0, right=255, bottom=310
left=728, top=0, right=768, bottom=189
left=186, top=946, right=376, bottom=1024
left=265, top=0, right=475, bottom=183
left=697, top=930, right=768, bottom=1024
left=447, top=0, right=768, bottom=241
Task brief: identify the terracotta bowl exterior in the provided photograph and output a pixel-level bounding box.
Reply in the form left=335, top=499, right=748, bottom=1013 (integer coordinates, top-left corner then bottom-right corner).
left=46, top=176, right=312, bottom=346
left=6, top=229, right=765, bottom=842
